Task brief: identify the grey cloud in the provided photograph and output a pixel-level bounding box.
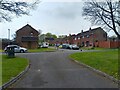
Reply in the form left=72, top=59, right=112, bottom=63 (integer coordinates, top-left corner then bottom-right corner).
left=43, top=2, right=83, bottom=20
left=55, top=2, right=83, bottom=19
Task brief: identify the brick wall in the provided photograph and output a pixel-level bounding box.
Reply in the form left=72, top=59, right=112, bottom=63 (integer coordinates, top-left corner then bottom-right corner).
left=110, top=41, right=120, bottom=48
left=97, top=41, right=110, bottom=48
left=72, top=39, right=80, bottom=46
left=95, top=41, right=120, bottom=48
left=21, top=42, right=38, bottom=49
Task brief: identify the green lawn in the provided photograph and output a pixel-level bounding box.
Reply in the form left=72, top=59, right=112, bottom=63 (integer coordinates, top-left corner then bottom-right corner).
left=70, top=49, right=119, bottom=79
left=1, top=55, right=29, bottom=86
left=0, top=50, right=3, bottom=52
left=28, top=48, right=56, bottom=53
left=0, top=55, right=2, bottom=86
left=80, top=47, right=113, bottom=50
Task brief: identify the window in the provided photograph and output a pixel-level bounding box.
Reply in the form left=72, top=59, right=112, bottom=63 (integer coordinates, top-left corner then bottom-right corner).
left=30, top=32, right=33, bottom=36
left=74, top=38, right=77, bottom=40
left=13, top=46, right=17, bottom=48
left=86, top=35, right=89, bottom=38
left=13, top=46, right=19, bottom=48
left=82, top=36, right=84, bottom=38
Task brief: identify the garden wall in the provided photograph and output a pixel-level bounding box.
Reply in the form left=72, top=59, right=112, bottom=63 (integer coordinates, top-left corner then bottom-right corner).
left=95, top=41, right=120, bottom=48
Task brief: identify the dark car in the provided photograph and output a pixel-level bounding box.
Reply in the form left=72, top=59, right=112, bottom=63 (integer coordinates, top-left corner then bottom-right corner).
left=62, top=44, right=79, bottom=50
left=62, top=44, right=70, bottom=49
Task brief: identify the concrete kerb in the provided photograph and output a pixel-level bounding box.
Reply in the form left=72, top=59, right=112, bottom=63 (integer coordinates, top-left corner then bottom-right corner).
left=1, top=62, right=31, bottom=90
left=44, top=50, right=57, bottom=52
left=69, top=57, right=120, bottom=85
left=28, top=50, right=56, bottom=53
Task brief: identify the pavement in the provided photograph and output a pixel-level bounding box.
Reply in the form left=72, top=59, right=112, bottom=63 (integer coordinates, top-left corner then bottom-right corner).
left=8, top=49, right=118, bottom=88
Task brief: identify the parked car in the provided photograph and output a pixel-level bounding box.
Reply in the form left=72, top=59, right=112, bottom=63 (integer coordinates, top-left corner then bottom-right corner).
left=62, top=44, right=79, bottom=50
left=62, top=44, right=70, bottom=49
left=40, top=42, right=49, bottom=48
left=71, top=44, right=79, bottom=50
left=59, top=45, right=62, bottom=48
left=4, top=45, right=28, bottom=53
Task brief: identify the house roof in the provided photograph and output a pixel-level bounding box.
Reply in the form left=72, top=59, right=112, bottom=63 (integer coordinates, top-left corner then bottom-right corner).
left=16, top=24, right=40, bottom=34
left=76, top=27, right=106, bottom=36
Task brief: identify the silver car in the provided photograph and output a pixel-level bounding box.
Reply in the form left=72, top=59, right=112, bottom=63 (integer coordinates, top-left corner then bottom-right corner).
left=4, top=45, right=28, bottom=53
left=68, top=44, right=79, bottom=50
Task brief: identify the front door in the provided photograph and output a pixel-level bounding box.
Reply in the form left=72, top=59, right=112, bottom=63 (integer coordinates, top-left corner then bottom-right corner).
left=86, top=41, right=89, bottom=47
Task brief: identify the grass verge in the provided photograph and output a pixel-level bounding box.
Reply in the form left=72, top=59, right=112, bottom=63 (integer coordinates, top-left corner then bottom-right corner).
left=69, top=49, right=119, bottom=79
left=80, top=47, right=113, bottom=50
left=0, top=50, right=3, bottom=52
left=28, top=48, right=56, bottom=53
left=1, top=55, right=29, bottom=86
left=0, top=55, right=1, bottom=86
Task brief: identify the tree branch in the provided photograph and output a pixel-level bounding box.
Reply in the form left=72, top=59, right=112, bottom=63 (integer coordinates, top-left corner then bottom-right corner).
left=97, top=12, right=114, bottom=30
left=0, top=0, right=39, bottom=22
left=92, top=1, right=111, bottom=14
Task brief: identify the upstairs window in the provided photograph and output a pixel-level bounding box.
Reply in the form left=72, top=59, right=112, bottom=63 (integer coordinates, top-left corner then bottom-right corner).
left=74, top=38, right=77, bottom=40
left=86, top=35, right=89, bottom=38
left=30, top=32, right=33, bottom=37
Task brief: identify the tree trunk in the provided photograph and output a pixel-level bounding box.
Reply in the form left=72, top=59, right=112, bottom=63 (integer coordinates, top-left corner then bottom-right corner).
left=109, top=1, right=120, bottom=40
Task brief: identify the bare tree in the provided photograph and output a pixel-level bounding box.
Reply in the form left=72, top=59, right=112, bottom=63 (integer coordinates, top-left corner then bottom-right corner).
left=0, top=0, right=39, bottom=22
left=82, top=0, right=120, bottom=39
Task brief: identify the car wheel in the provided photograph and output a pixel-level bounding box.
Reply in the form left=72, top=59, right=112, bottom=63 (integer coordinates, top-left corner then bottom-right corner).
left=20, top=50, right=25, bottom=53
left=4, top=50, right=7, bottom=54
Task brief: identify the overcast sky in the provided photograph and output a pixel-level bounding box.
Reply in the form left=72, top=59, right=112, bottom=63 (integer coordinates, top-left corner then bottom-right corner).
left=0, top=0, right=115, bottom=39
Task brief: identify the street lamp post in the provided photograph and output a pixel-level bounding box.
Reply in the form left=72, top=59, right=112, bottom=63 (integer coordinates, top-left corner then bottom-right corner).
left=91, top=32, right=94, bottom=47
left=8, top=29, right=10, bottom=40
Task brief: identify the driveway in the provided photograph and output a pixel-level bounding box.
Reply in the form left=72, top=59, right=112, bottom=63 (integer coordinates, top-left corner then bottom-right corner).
left=11, top=50, right=118, bottom=88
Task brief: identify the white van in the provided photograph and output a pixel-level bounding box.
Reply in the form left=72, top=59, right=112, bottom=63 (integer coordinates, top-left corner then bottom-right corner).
left=41, top=42, right=49, bottom=48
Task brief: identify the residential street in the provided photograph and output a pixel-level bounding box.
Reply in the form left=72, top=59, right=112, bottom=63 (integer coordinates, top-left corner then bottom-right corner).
left=11, top=50, right=118, bottom=88
left=1, top=0, right=120, bottom=89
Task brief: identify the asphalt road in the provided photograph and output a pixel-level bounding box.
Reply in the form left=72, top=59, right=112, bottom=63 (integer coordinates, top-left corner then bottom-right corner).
left=11, top=49, right=118, bottom=88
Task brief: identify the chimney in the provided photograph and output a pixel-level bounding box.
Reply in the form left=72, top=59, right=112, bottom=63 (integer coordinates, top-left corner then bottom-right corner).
left=89, top=27, right=92, bottom=31
left=69, top=34, right=71, bottom=36
left=81, top=30, right=83, bottom=33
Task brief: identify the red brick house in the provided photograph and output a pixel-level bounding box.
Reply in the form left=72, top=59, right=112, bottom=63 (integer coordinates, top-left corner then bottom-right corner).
left=47, top=27, right=120, bottom=48
left=74, top=27, right=107, bottom=47
left=49, top=37, right=69, bottom=45
left=49, top=27, right=107, bottom=47
left=16, top=24, right=40, bottom=49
